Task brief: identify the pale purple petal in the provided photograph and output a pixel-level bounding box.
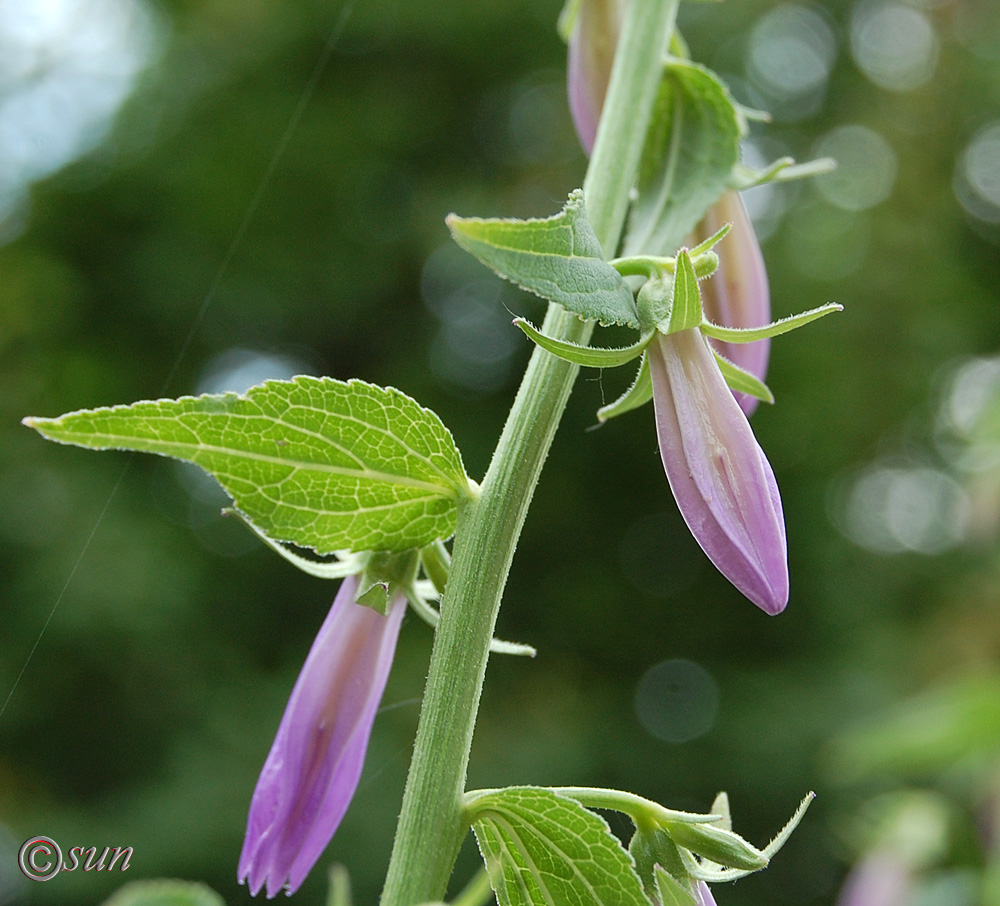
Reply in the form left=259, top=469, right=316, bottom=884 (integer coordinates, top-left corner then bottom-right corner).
left=239, top=576, right=406, bottom=898
left=567, top=0, right=624, bottom=154
left=695, top=881, right=719, bottom=906
left=697, top=192, right=771, bottom=416
left=648, top=330, right=788, bottom=613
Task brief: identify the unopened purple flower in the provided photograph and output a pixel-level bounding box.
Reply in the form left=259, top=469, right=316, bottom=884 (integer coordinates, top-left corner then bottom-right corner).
left=647, top=329, right=788, bottom=614
left=239, top=575, right=406, bottom=898
left=567, top=0, right=625, bottom=154
left=696, top=192, right=771, bottom=416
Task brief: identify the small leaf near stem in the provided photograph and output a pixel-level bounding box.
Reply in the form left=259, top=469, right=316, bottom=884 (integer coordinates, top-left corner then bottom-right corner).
left=447, top=190, right=639, bottom=328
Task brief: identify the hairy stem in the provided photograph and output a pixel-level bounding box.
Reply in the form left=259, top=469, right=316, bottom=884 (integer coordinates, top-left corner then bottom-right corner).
left=378, top=2, right=679, bottom=903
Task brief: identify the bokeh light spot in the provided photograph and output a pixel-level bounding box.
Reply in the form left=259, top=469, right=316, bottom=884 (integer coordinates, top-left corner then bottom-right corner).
left=838, top=465, right=968, bottom=554
left=850, top=0, right=939, bottom=92
left=747, top=5, right=837, bottom=121
left=0, top=0, right=160, bottom=236
left=813, top=125, right=897, bottom=211
left=634, top=659, right=720, bottom=744
left=954, top=122, right=1000, bottom=225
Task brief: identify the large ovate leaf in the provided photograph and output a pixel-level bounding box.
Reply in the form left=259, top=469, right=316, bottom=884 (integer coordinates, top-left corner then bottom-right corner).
left=467, top=787, right=649, bottom=906
left=447, top=190, right=639, bottom=328
left=623, top=61, right=742, bottom=258
left=25, top=376, right=470, bottom=554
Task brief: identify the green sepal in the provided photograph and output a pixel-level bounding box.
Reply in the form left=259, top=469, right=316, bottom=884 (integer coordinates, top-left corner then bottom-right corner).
left=665, top=250, right=703, bottom=333
left=664, top=820, right=767, bottom=872
left=708, top=792, right=732, bottom=832
left=700, top=302, right=843, bottom=344
left=713, top=352, right=774, bottom=405
left=654, top=867, right=698, bottom=906
left=356, top=550, right=419, bottom=615
left=556, top=0, right=580, bottom=41
left=688, top=223, right=731, bottom=258
left=730, top=156, right=837, bottom=191
left=327, top=865, right=352, bottom=906
left=447, top=190, right=639, bottom=328
left=515, top=317, right=651, bottom=369
left=596, top=354, right=654, bottom=422
left=624, top=60, right=742, bottom=257
left=628, top=825, right=688, bottom=897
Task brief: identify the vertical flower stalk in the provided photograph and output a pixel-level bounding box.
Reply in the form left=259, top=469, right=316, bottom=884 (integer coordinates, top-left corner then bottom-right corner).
left=646, top=328, right=787, bottom=613
left=240, top=575, right=406, bottom=898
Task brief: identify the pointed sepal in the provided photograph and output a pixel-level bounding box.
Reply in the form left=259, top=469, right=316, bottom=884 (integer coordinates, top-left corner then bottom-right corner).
left=666, top=250, right=704, bottom=334
left=700, top=302, right=843, bottom=344
left=514, top=318, right=651, bottom=368
left=654, top=867, right=698, bottom=906
left=596, top=354, right=654, bottom=422
left=713, top=352, right=774, bottom=406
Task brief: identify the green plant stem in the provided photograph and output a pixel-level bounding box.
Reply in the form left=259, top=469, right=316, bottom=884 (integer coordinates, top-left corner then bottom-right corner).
left=378, top=2, right=679, bottom=904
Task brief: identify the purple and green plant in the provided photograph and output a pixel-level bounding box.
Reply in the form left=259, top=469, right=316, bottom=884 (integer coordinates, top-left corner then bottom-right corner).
left=23, top=0, right=841, bottom=902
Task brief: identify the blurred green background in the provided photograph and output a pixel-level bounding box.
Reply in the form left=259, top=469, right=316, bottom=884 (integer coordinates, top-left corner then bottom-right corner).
left=3, top=0, right=1000, bottom=904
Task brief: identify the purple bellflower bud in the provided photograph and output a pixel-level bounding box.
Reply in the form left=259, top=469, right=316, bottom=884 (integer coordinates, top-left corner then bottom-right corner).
left=239, top=575, right=406, bottom=898
left=647, top=328, right=788, bottom=614
left=695, top=192, right=771, bottom=416
left=567, top=0, right=625, bottom=154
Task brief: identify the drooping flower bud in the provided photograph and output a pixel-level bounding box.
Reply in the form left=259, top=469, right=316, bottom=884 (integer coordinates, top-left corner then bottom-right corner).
left=647, top=328, right=788, bottom=613
left=566, top=0, right=626, bottom=154
left=239, top=575, right=406, bottom=897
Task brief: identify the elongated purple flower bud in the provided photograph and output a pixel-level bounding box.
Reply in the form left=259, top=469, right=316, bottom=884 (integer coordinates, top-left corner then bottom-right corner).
left=696, top=192, right=771, bottom=416
left=567, top=0, right=625, bottom=154
left=648, top=329, right=788, bottom=613
left=239, top=576, right=406, bottom=898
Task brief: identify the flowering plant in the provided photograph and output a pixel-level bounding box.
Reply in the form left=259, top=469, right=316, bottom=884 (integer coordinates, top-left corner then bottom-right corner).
left=22, top=0, right=841, bottom=903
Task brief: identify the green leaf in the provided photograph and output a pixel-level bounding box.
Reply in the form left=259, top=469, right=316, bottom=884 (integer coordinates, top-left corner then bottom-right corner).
left=25, top=376, right=471, bottom=554
left=713, top=352, right=774, bottom=405
left=700, top=302, right=843, bottom=343
left=102, top=880, right=225, bottom=906
left=447, top=190, right=640, bottom=328
left=466, top=787, right=649, bottom=906
left=596, top=354, right=653, bottom=422
left=514, top=318, right=650, bottom=368
left=665, top=250, right=703, bottom=333
left=623, top=61, right=742, bottom=258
